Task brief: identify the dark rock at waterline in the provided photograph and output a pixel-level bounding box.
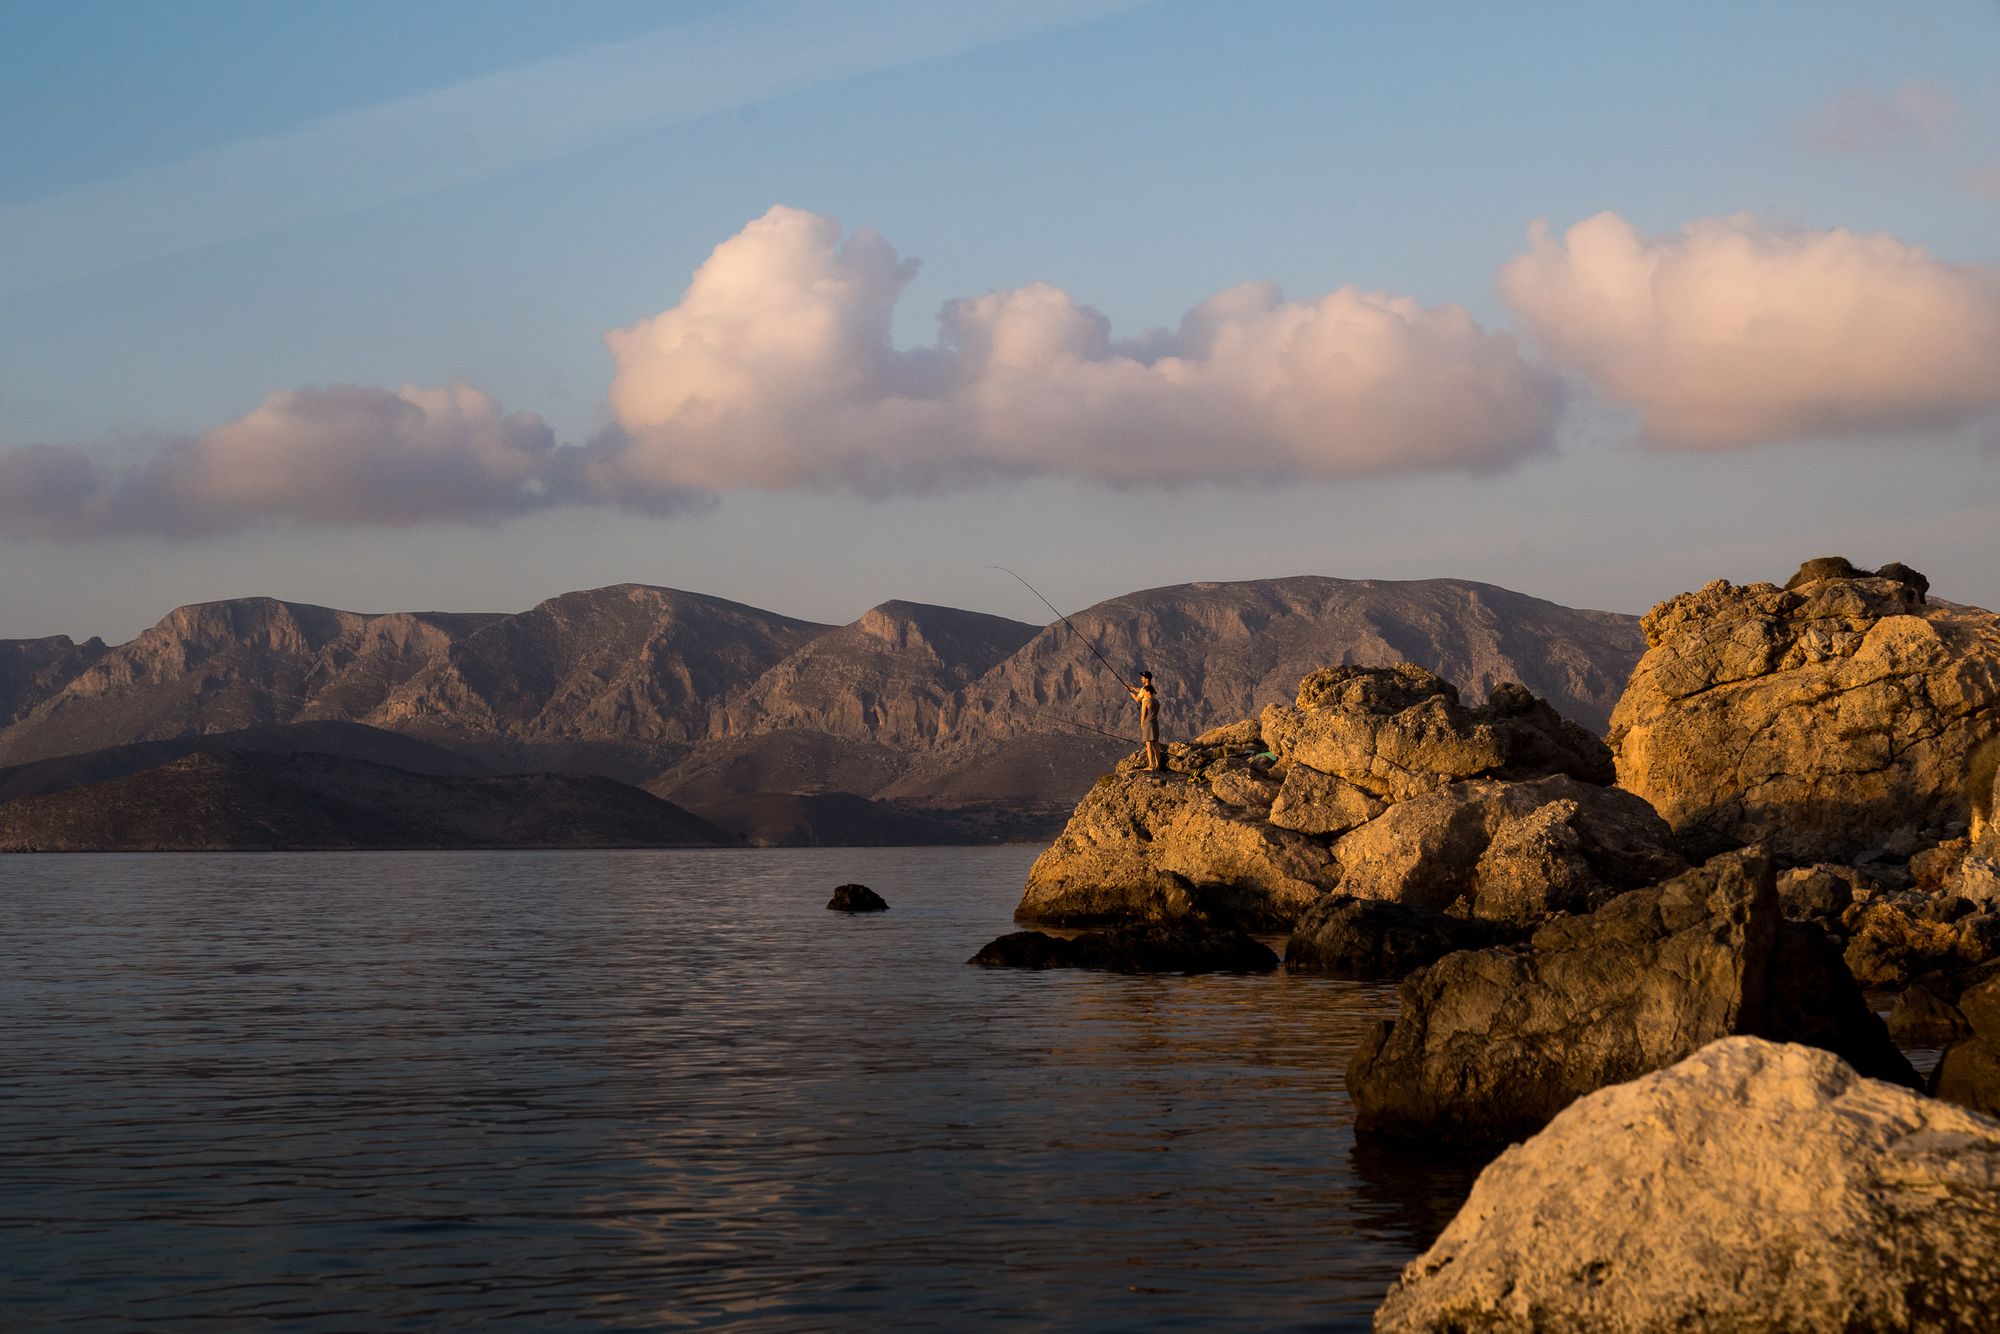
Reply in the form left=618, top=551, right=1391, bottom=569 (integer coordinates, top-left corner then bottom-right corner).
left=1283, top=896, right=1498, bottom=979
left=1887, top=984, right=1970, bottom=1049
left=827, top=883, right=889, bottom=912
left=969, top=924, right=1278, bottom=974
left=1346, top=850, right=1919, bottom=1145
left=1932, top=974, right=2000, bottom=1117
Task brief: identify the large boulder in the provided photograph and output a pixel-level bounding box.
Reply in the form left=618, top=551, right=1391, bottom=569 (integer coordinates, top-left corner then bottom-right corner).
left=1014, top=774, right=1336, bottom=931
left=1376, top=1036, right=2000, bottom=1333
left=1283, top=896, right=1496, bottom=979
left=1261, top=667, right=1612, bottom=806
left=1327, top=774, right=1683, bottom=925
left=1346, top=851, right=1918, bottom=1144
left=968, top=923, right=1278, bottom=974
left=1610, top=573, right=2000, bottom=860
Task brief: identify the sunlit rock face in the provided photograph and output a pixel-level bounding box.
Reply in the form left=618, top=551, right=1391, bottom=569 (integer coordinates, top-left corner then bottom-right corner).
left=1377, top=1037, right=2000, bottom=1333
left=1015, top=664, right=1679, bottom=938
left=1610, top=571, right=2000, bottom=861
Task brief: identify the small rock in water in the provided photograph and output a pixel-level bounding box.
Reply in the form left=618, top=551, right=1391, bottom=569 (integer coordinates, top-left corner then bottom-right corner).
left=827, top=883, right=888, bottom=912
left=968, top=923, right=1278, bottom=974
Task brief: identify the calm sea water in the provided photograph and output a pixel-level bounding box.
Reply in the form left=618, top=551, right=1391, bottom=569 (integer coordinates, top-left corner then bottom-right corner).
left=0, top=848, right=1481, bottom=1331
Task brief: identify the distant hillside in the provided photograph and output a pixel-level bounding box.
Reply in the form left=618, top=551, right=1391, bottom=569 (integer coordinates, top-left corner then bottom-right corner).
left=0, top=750, right=731, bottom=852
left=0, top=575, right=1644, bottom=836
left=0, top=721, right=488, bottom=804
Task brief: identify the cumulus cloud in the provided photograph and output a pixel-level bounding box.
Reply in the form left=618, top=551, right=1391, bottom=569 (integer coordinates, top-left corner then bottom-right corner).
left=1801, top=80, right=1959, bottom=153
left=1497, top=212, right=2000, bottom=447
left=0, top=381, right=575, bottom=538
left=588, top=205, right=1562, bottom=495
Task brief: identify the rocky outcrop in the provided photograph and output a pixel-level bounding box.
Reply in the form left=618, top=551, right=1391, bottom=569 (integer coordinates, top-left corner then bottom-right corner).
left=1259, top=669, right=1612, bottom=805
left=1610, top=572, right=2000, bottom=859
left=1376, top=1037, right=2000, bottom=1333
left=968, top=924, right=1278, bottom=974
left=1325, top=774, right=1682, bottom=925
left=1283, top=897, right=1496, bottom=979
left=1346, top=851, right=1918, bottom=1144
left=1014, top=774, right=1337, bottom=931
left=1019, top=664, right=1675, bottom=934
left=826, top=883, right=888, bottom=912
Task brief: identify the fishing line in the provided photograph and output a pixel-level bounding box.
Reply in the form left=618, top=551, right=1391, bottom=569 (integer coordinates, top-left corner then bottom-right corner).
left=1015, top=706, right=1136, bottom=746
left=986, top=566, right=1135, bottom=693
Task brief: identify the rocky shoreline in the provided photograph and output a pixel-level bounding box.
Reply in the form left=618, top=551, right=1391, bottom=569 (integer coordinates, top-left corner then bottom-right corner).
left=975, top=559, right=2000, bottom=1325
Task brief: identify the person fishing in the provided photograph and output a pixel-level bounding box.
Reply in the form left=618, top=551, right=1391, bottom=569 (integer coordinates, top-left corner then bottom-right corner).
left=1125, top=670, right=1163, bottom=772
left=987, top=566, right=1168, bottom=767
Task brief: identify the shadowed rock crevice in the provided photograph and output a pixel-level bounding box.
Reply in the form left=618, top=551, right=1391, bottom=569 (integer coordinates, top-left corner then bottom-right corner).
left=1345, top=850, right=1918, bottom=1145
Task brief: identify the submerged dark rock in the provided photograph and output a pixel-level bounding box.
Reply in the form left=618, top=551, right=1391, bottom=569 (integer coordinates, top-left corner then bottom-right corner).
left=826, top=883, right=889, bottom=912
left=969, top=924, right=1278, bottom=974
left=1346, top=850, right=1918, bottom=1145
left=1283, top=896, right=1497, bottom=979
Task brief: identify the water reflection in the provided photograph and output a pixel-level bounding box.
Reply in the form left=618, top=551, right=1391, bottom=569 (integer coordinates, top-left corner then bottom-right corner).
left=0, top=848, right=1477, bottom=1330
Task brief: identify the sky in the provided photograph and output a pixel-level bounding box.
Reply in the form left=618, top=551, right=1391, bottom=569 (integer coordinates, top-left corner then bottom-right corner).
left=1, top=0, right=1998, bottom=643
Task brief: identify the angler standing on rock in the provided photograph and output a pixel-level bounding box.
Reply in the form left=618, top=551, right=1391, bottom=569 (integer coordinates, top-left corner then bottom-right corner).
left=1127, top=670, right=1163, bottom=771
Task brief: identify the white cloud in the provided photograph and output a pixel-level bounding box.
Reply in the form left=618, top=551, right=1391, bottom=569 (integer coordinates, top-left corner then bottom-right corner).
left=590, top=205, right=1562, bottom=495
left=1497, top=212, right=2000, bottom=447
left=0, top=381, right=568, bottom=537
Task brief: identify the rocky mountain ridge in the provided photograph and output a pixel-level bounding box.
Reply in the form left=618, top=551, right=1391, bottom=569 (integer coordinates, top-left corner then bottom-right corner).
left=0, top=576, right=1645, bottom=819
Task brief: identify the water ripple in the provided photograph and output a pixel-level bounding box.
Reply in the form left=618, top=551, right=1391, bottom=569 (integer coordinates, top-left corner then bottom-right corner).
left=0, top=848, right=1478, bottom=1330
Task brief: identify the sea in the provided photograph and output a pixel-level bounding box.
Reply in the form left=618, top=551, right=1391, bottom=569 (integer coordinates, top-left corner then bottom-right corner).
left=0, top=847, right=1485, bottom=1331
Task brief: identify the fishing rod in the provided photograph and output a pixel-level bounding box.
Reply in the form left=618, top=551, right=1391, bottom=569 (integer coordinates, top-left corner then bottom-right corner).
left=1016, top=706, right=1136, bottom=746
left=987, top=566, right=1135, bottom=694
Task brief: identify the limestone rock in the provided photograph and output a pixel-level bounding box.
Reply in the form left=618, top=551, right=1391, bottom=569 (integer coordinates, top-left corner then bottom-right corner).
left=826, top=883, right=888, bottom=912
left=1328, top=775, right=1684, bottom=924
left=1843, top=898, right=2000, bottom=990
left=1191, top=718, right=1263, bottom=749
left=1933, top=975, right=2000, bottom=1117
left=1933, top=1038, right=2000, bottom=1117
left=1776, top=864, right=1857, bottom=920
left=1266, top=763, right=1383, bottom=836
left=967, top=924, right=1278, bottom=974
left=1610, top=574, right=2000, bottom=860
left=1376, top=1037, right=2000, bottom=1333
left=1953, top=854, right=2000, bottom=914
left=1260, top=665, right=1612, bottom=806
left=1206, top=765, right=1280, bottom=811
left=1283, top=896, right=1495, bottom=979
left=1346, top=851, right=1918, bottom=1144
left=1014, top=773, right=1336, bottom=931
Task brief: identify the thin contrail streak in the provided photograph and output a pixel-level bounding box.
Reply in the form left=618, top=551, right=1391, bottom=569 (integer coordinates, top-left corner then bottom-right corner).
left=0, top=0, right=1149, bottom=298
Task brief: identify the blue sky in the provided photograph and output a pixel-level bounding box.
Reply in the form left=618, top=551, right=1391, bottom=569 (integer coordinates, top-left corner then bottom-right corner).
left=1, top=0, right=1997, bottom=641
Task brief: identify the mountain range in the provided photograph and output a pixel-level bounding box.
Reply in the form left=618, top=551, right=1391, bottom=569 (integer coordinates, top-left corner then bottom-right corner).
left=0, top=576, right=1646, bottom=845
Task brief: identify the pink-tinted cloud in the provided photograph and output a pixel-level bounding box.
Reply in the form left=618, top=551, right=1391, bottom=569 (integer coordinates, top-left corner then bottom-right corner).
left=590, top=206, right=1563, bottom=496
left=1497, top=212, right=2000, bottom=447
left=0, top=381, right=574, bottom=538
left=1801, top=80, right=1959, bottom=153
